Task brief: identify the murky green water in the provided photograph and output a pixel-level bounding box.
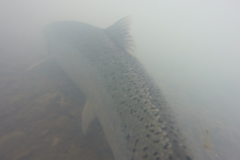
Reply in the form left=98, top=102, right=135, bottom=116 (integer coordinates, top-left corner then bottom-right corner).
left=1, top=51, right=240, bottom=160
left=0, top=52, right=113, bottom=160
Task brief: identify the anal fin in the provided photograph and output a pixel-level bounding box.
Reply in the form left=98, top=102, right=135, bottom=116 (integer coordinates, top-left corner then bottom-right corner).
left=26, top=56, right=53, bottom=71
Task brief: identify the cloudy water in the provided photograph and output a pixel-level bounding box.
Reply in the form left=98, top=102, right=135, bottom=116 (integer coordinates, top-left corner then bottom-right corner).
left=0, top=0, right=240, bottom=160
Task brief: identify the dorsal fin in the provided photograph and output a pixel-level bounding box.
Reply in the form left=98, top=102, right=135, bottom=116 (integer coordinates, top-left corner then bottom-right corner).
left=105, top=16, right=135, bottom=54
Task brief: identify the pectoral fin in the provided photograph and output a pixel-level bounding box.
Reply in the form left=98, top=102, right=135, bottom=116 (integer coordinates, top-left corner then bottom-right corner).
left=26, top=56, right=53, bottom=71
left=82, top=99, right=96, bottom=135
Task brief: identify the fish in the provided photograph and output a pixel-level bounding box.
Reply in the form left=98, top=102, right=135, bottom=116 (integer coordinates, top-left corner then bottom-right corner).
left=44, top=17, right=193, bottom=160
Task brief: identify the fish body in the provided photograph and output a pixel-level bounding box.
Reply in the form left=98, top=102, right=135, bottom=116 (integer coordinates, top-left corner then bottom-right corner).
left=44, top=17, right=193, bottom=160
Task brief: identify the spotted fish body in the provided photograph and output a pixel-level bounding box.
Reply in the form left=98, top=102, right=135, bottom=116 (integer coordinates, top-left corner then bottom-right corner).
left=44, top=17, right=193, bottom=160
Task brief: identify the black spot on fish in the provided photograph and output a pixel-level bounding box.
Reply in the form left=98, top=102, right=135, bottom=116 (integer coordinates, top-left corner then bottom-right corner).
left=169, top=121, right=174, bottom=124
left=130, top=109, right=134, bottom=114
left=140, top=117, right=144, bottom=121
left=134, top=139, right=139, bottom=146
left=121, top=101, right=125, bottom=104
left=153, top=152, right=158, bottom=156
left=143, top=109, right=147, bottom=112
left=143, top=154, right=148, bottom=159
left=173, top=133, right=178, bottom=138
left=150, top=129, right=155, bottom=133
left=143, top=146, right=148, bottom=151
left=146, top=134, right=150, bottom=138
left=132, top=149, right=136, bottom=153
left=126, top=134, right=130, bottom=140
left=155, top=132, right=160, bottom=135
left=145, top=125, right=149, bottom=129
left=168, top=155, right=173, bottom=160
left=163, top=143, right=168, bottom=149
left=158, top=119, right=163, bottom=123
left=154, top=140, right=160, bottom=143
left=186, top=156, right=192, bottom=160
left=162, top=114, right=166, bottom=118
left=156, top=157, right=160, bottom=160
left=173, top=139, right=178, bottom=144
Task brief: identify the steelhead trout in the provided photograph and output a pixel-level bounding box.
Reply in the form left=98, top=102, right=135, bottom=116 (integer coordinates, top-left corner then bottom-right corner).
left=44, top=17, right=193, bottom=160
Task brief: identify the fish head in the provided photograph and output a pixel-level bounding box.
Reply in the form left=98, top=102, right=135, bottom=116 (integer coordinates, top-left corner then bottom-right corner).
left=43, top=20, right=104, bottom=57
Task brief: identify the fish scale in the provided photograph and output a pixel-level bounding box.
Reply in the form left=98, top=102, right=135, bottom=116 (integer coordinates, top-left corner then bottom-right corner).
left=44, top=17, right=193, bottom=160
